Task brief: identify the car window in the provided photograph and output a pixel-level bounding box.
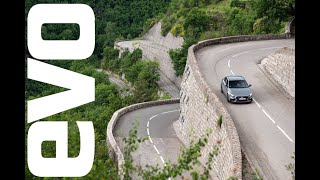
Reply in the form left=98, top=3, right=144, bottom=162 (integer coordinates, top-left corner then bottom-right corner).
left=229, top=80, right=248, bottom=88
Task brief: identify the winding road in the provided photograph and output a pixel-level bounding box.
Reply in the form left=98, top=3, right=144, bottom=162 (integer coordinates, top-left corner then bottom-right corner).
left=113, top=104, right=180, bottom=177
left=113, top=103, right=212, bottom=179
left=196, top=39, right=295, bottom=180
left=111, top=39, right=295, bottom=179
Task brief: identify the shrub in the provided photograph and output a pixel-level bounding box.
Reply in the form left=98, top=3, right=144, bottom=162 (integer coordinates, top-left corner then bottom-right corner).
left=170, top=23, right=183, bottom=36
left=161, top=13, right=177, bottom=36
left=184, top=8, right=210, bottom=36
left=227, top=7, right=255, bottom=35
left=253, top=16, right=268, bottom=34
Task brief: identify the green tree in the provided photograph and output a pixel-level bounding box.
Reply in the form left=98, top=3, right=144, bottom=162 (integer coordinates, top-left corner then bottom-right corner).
left=253, top=0, right=295, bottom=21
left=136, top=61, right=160, bottom=87
left=230, top=0, right=246, bottom=9
left=169, top=37, right=198, bottom=77
left=184, top=8, right=210, bottom=38
left=25, top=0, right=173, bottom=178
left=120, top=48, right=142, bottom=72
left=60, top=29, right=75, bottom=40
left=227, top=7, right=255, bottom=35
left=102, top=47, right=120, bottom=71
left=251, top=0, right=295, bottom=34
left=169, top=48, right=187, bottom=77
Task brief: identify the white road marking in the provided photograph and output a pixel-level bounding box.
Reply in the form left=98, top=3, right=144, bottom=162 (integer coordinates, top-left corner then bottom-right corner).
left=153, top=145, right=160, bottom=154
left=147, top=109, right=180, bottom=166
left=161, top=109, right=180, bottom=114
left=262, top=109, right=276, bottom=124
left=160, top=156, right=165, bottom=163
left=253, top=98, right=261, bottom=108
left=148, top=136, right=153, bottom=144
left=150, top=114, right=158, bottom=120
left=228, top=49, right=294, bottom=144
left=260, top=46, right=285, bottom=51
left=231, top=46, right=284, bottom=58
left=277, top=125, right=294, bottom=143
left=232, top=51, right=248, bottom=57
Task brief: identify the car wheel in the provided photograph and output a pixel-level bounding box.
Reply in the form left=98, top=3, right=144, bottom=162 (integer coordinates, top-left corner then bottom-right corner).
left=220, top=85, right=223, bottom=93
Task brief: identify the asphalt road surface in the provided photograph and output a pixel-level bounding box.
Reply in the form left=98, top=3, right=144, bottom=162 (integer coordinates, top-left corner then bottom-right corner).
left=113, top=103, right=180, bottom=167
left=113, top=104, right=180, bottom=177
left=113, top=103, right=212, bottom=179
left=196, top=39, right=295, bottom=180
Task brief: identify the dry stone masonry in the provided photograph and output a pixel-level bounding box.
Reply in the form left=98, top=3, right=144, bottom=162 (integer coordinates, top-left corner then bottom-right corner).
left=261, top=47, right=295, bottom=98
left=176, top=33, right=292, bottom=180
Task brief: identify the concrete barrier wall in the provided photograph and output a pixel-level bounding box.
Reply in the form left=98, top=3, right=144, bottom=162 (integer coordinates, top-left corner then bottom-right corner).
left=106, top=99, right=180, bottom=174
left=177, top=33, right=290, bottom=179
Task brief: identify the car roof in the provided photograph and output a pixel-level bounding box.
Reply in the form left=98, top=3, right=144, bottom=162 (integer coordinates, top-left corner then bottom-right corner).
left=226, top=76, right=245, bottom=81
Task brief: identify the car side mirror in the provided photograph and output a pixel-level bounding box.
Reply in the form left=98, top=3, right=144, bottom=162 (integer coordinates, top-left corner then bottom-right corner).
left=248, top=84, right=252, bottom=87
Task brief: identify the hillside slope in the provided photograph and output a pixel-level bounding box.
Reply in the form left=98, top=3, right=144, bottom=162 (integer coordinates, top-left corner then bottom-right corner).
left=144, top=0, right=295, bottom=76
left=115, top=22, right=183, bottom=98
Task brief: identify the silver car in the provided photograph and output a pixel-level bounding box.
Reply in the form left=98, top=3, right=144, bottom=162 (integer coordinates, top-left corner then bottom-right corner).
left=220, top=75, right=253, bottom=103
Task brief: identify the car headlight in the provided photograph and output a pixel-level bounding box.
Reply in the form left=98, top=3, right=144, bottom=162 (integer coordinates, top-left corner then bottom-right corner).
left=228, top=92, right=235, bottom=98
left=249, top=93, right=252, bottom=97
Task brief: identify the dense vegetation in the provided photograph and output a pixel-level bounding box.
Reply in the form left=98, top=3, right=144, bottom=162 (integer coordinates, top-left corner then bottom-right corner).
left=101, top=48, right=162, bottom=102
left=25, top=51, right=163, bottom=179
left=25, top=0, right=294, bottom=179
left=25, top=0, right=170, bottom=179
left=25, top=0, right=170, bottom=57
left=156, top=0, right=295, bottom=76
left=26, top=60, right=120, bottom=179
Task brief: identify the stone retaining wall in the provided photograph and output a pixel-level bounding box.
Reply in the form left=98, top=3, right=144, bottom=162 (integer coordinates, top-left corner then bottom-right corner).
left=106, top=99, right=180, bottom=174
left=141, top=22, right=184, bottom=49
left=177, top=33, right=291, bottom=180
left=261, top=47, right=295, bottom=98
